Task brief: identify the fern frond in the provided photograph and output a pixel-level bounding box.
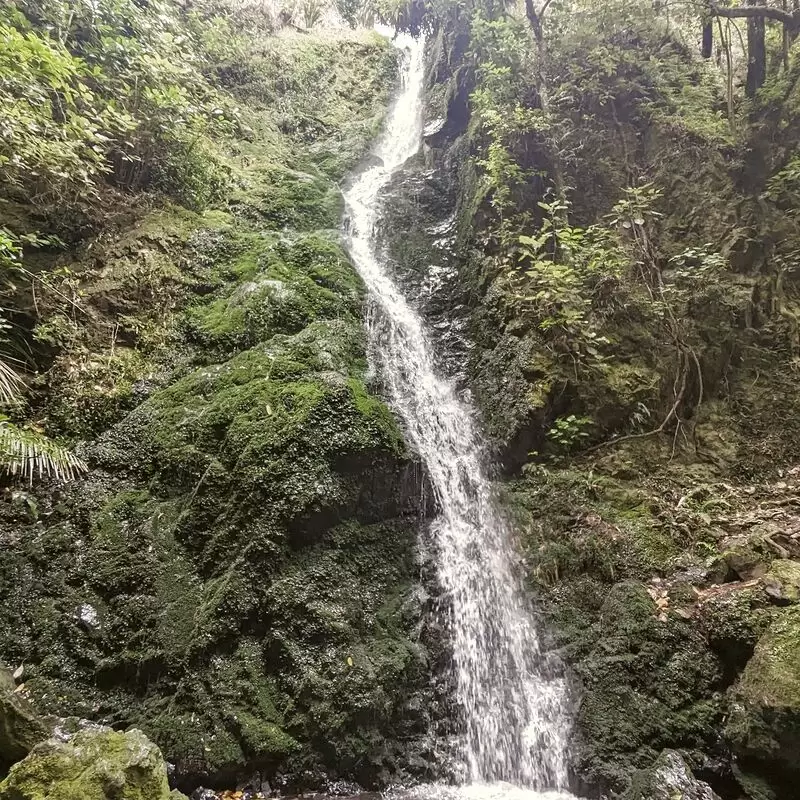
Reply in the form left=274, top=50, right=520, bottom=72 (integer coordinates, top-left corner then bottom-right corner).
left=0, top=359, right=24, bottom=406
left=0, top=422, right=87, bottom=483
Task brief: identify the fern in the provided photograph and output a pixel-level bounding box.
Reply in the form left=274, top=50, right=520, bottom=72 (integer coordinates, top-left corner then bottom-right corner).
left=0, top=359, right=24, bottom=406
left=0, top=420, right=87, bottom=483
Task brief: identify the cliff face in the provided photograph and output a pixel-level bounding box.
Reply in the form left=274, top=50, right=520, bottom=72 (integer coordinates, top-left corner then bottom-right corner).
left=5, top=0, right=800, bottom=797
left=418, top=5, right=800, bottom=799
left=0, top=16, right=434, bottom=792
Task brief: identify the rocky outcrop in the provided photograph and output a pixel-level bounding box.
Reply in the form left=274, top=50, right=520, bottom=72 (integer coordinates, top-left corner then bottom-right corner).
left=623, top=750, right=721, bottom=800
left=418, top=3, right=800, bottom=797
left=0, top=669, right=49, bottom=771
left=0, top=724, right=184, bottom=800
left=0, top=29, right=431, bottom=794
left=726, top=606, right=800, bottom=795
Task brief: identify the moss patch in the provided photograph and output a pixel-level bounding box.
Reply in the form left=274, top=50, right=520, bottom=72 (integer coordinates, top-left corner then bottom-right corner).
left=0, top=727, right=176, bottom=800
left=0, top=25, right=428, bottom=794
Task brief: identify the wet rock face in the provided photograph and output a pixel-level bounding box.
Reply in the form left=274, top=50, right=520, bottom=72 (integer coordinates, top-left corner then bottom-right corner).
left=0, top=669, right=49, bottom=771
left=0, top=724, right=181, bottom=800
left=376, top=158, right=470, bottom=384
left=726, top=606, right=800, bottom=794
left=0, top=33, right=433, bottom=795
left=623, top=750, right=721, bottom=800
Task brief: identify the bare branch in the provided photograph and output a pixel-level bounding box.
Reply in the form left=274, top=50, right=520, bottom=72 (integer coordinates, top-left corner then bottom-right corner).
left=540, top=0, right=556, bottom=17
left=710, top=3, right=800, bottom=27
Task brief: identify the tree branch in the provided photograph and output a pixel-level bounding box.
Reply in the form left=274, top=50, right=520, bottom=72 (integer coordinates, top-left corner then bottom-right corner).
left=710, top=3, right=800, bottom=27
left=540, top=0, right=556, bottom=17
left=525, top=0, right=544, bottom=41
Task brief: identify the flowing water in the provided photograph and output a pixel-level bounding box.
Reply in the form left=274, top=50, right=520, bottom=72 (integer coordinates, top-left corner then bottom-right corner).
left=343, top=34, right=572, bottom=800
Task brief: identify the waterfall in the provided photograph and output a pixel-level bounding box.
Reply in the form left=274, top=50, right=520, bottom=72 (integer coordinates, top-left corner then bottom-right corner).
left=343, top=34, right=572, bottom=798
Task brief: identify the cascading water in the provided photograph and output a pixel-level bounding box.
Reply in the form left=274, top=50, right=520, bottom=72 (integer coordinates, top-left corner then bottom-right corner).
left=343, top=34, right=572, bottom=799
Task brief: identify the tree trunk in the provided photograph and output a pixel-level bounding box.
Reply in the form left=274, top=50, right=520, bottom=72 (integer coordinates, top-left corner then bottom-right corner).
left=746, top=0, right=767, bottom=96
left=702, top=21, right=713, bottom=57
left=523, top=0, right=566, bottom=203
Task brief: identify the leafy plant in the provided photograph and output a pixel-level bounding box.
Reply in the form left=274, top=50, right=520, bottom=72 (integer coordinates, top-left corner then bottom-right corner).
left=607, top=184, right=664, bottom=231
left=0, top=341, right=87, bottom=483
left=301, top=0, right=325, bottom=27
left=546, top=414, right=593, bottom=450
left=0, top=416, right=86, bottom=483
left=511, top=197, right=626, bottom=339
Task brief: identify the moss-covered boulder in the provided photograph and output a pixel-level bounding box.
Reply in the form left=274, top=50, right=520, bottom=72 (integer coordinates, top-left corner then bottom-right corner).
left=0, top=725, right=181, bottom=800
left=0, top=670, right=49, bottom=772
left=622, top=750, right=720, bottom=800
left=0, top=26, right=429, bottom=794
left=763, top=560, right=800, bottom=604
left=726, top=606, right=800, bottom=785
left=568, top=582, right=723, bottom=793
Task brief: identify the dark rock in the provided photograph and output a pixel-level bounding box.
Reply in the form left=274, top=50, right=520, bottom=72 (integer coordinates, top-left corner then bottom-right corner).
left=0, top=667, right=49, bottom=770
left=190, top=789, right=218, bottom=800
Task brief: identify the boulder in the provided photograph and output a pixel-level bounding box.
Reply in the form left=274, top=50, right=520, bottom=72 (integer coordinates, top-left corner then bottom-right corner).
left=725, top=606, right=800, bottom=775
left=762, top=559, right=800, bottom=604
left=0, top=668, right=49, bottom=769
left=623, top=750, right=721, bottom=800
left=0, top=724, right=184, bottom=800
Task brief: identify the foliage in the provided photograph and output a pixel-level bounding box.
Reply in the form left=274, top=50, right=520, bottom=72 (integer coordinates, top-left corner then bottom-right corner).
left=546, top=413, right=593, bottom=451
left=0, top=0, right=258, bottom=480
left=336, top=0, right=375, bottom=27
left=767, top=152, right=800, bottom=207
left=0, top=416, right=86, bottom=483
left=0, top=232, right=85, bottom=483
left=1, top=0, right=237, bottom=222
left=507, top=197, right=625, bottom=352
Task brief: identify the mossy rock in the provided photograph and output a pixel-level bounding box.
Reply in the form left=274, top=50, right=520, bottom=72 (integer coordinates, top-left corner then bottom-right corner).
left=708, top=544, right=770, bottom=583
left=565, top=582, right=724, bottom=794
left=726, top=606, right=800, bottom=779
left=183, top=233, right=364, bottom=357
left=622, top=749, right=720, bottom=800
left=0, top=22, right=422, bottom=794
left=0, top=726, right=177, bottom=800
left=763, top=559, right=800, bottom=604
left=231, top=165, right=342, bottom=230
left=91, top=319, right=404, bottom=493
left=699, top=588, right=771, bottom=684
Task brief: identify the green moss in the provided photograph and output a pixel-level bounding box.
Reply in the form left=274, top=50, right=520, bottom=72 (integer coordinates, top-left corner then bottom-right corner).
left=727, top=607, right=800, bottom=753
left=183, top=232, right=364, bottom=358
left=0, top=728, right=173, bottom=800
left=231, top=164, right=342, bottom=230
left=764, top=560, right=800, bottom=603
left=0, top=22, right=424, bottom=792
left=510, top=468, right=680, bottom=585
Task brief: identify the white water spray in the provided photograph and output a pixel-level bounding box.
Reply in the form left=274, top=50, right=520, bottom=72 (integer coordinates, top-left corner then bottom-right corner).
left=343, top=35, right=572, bottom=797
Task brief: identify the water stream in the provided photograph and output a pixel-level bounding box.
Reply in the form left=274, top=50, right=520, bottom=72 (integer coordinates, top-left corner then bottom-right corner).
left=343, top=35, right=572, bottom=800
